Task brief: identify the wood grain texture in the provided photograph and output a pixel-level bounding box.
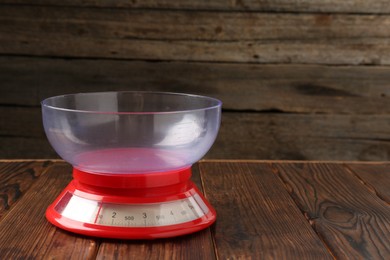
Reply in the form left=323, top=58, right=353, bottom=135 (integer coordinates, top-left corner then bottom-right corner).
left=2, top=111, right=390, bottom=161
left=96, top=164, right=216, bottom=260
left=346, top=163, right=390, bottom=203
left=2, top=7, right=390, bottom=41
left=0, top=107, right=44, bottom=138
left=2, top=57, right=390, bottom=114
left=0, top=160, right=389, bottom=259
left=3, top=35, right=390, bottom=66
left=199, top=162, right=332, bottom=259
left=0, top=137, right=58, bottom=159
left=0, top=162, right=98, bottom=259
left=1, top=6, right=390, bottom=64
left=0, top=160, right=52, bottom=218
left=272, top=163, right=390, bottom=259
left=214, top=113, right=390, bottom=161
left=2, top=1, right=390, bottom=162
left=96, top=229, right=215, bottom=260
left=1, top=0, right=390, bottom=13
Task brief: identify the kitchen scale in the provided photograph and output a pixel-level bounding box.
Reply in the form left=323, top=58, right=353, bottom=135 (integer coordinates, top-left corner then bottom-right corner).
left=41, top=91, right=222, bottom=239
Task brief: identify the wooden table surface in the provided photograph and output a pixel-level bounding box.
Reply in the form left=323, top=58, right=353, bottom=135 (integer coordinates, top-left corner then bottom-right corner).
left=0, top=160, right=389, bottom=259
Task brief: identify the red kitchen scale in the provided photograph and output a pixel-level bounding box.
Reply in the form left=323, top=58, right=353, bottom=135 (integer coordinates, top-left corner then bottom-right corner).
left=41, top=92, right=221, bottom=239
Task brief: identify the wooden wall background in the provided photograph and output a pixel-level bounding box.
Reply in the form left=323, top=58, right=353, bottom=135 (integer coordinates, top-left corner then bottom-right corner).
left=1, top=0, right=390, bottom=160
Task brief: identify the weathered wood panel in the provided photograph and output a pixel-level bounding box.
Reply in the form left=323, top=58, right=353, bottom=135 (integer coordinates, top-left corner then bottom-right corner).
left=1, top=6, right=390, bottom=64
left=0, top=137, right=58, bottom=159
left=3, top=38, right=390, bottom=65
left=346, top=163, right=390, bottom=203
left=0, top=161, right=52, bottom=218
left=0, top=160, right=389, bottom=258
left=0, top=163, right=98, bottom=259
left=1, top=1, right=390, bottom=161
left=273, top=163, right=390, bottom=259
left=215, top=113, right=390, bottom=161
left=6, top=108, right=390, bottom=141
left=2, top=57, right=390, bottom=114
left=0, top=107, right=43, bottom=138
left=2, top=110, right=390, bottom=160
left=200, top=162, right=332, bottom=259
left=1, top=0, right=390, bottom=13
left=96, top=229, right=215, bottom=260
left=3, top=7, right=390, bottom=41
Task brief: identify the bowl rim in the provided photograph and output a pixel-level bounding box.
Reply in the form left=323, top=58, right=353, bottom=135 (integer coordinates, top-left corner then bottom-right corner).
left=41, top=91, right=222, bottom=115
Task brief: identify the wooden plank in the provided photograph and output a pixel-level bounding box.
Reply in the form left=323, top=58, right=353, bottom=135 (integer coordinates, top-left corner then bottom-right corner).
left=1, top=0, right=390, bottom=14
left=96, top=229, right=214, bottom=260
left=346, top=163, right=390, bottom=203
left=0, top=162, right=98, bottom=259
left=199, top=162, right=332, bottom=259
left=213, top=113, right=390, bottom=161
left=0, top=137, right=57, bottom=159
left=0, top=160, right=53, bottom=218
left=2, top=112, right=390, bottom=161
left=9, top=37, right=382, bottom=65
left=96, top=164, right=216, bottom=260
left=0, top=107, right=44, bottom=138
left=2, top=57, right=390, bottom=114
left=272, top=163, right=390, bottom=259
left=2, top=7, right=390, bottom=41
left=2, top=7, right=390, bottom=64
left=38, top=228, right=99, bottom=259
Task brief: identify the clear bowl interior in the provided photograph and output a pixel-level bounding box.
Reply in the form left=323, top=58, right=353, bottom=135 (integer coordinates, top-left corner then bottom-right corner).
left=42, top=92, right=221, bottom=174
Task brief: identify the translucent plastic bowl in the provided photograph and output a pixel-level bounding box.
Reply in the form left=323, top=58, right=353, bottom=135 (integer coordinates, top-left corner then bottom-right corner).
left=42, top=91, right=222, bottom=174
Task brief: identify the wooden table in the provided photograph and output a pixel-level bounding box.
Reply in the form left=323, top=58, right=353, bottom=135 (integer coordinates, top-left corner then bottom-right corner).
left=0, top=160, right=389, bottom=259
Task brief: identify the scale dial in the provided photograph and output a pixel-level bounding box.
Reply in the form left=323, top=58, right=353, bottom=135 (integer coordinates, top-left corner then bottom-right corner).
left=56, top=192, right=209, bottom=227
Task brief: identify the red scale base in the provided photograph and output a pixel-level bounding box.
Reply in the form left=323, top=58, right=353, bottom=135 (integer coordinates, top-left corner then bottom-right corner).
left=46, top=167, right=216, bottom=239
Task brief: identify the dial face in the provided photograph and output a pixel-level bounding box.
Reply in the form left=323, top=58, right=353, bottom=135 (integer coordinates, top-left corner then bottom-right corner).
left=55, top=192, right=209, bottom=227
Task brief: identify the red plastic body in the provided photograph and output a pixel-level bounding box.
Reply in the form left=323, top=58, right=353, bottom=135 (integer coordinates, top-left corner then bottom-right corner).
left=46, top=167, right=216, bottom=239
